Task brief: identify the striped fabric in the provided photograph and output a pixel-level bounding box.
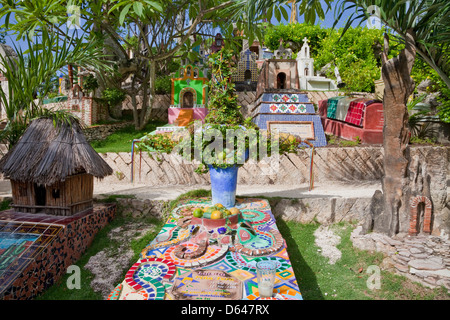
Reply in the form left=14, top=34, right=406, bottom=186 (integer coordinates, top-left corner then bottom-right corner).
left=344, top=99, right=381, bottom=127
left=335, top=97, right=355, bottom=121
left=326, top=97, right=345, bottom=119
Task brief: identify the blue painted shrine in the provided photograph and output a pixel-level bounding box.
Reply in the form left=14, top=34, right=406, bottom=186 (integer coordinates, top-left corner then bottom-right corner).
left=251, top=44, right=327, bottom=147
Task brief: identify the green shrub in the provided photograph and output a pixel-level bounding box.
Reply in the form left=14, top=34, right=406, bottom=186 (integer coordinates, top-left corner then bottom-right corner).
left=155, top=75, right=172, bottom=95
left=83, top=74, right=99, bottom=94
left=264, top=24, right=402, bottom=93
left=102, top=88, right=126, bottom=107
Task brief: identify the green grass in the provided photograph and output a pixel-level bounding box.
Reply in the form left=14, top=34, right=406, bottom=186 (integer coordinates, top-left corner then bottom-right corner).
left=89, top=120, right=166, bottom=153
left=276, top=220, right=449, bottom=300
left=0, top=199, right=12, bottom=211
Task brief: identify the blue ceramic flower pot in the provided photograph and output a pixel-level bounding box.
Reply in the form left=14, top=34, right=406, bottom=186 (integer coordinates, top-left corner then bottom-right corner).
left=208, top=165, right=239, bottom=208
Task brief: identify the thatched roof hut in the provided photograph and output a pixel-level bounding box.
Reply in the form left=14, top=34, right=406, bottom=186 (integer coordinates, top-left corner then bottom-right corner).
left=0, top=117, right=113, bottom=216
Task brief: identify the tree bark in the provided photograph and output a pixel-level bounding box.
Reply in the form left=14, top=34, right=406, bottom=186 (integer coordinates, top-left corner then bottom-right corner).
left=373, top=30, right=416, bottom=236
left=136, top=60, right=155, bottom=131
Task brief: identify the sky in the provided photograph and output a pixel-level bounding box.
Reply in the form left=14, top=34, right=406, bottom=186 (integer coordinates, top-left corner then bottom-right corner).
left=1, top=1, right=360, bottom=51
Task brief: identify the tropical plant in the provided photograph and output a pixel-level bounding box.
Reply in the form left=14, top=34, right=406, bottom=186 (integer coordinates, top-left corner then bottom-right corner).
left=264, top=23, right=329, bottom=55
left=102, top=88, right=127, bottom=109
left=154, top=76, right=172, bottom=95
left=334, top=0, right=450, bottom=89
left=204, top=49, right=245, bottom=126
left=407, top=94, right=437, bottom=141
left=82, top=74, right=99, bottom=95
left=0, top=31, right=109, bottom=149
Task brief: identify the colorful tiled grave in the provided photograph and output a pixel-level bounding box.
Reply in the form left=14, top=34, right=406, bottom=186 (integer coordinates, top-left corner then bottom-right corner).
left=109, top=198, right=302, bottom=300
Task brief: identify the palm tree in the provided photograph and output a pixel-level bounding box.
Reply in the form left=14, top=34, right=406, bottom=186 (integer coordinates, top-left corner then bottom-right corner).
left=0, top=31, right=110, bottom=149
left=333, top=0, right=450, bottom=236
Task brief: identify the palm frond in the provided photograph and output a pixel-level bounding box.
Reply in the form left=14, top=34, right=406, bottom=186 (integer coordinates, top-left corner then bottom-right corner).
left=333, top=0, right=450, bottom=88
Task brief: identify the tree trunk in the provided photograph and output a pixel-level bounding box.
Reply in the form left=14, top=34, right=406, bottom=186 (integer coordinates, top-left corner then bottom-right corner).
left=136, top=60, right=155, bottom=131
left=131, top=93, right=139, bottom=129
left=372, top=30, right=417, bottom=236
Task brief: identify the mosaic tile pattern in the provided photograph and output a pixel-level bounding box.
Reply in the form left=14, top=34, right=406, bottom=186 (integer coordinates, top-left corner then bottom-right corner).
left=253, top=113, right=328, bottom=147
left=257, top=93, right=310, bottom=104
left=233, top=50, right=259, bottom=83
left=0, top=204, right=117, bottom=300
left=269, top=103, right=309, bottom=114
left=109, top=198, right=302, bottom=301
left=252, top=92, right=327, bottom=147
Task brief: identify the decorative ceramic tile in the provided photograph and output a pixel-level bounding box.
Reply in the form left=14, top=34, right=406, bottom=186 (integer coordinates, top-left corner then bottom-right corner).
left=0, top=204, right=117, bottom=300
left=269, top=103, right=309, bottom=114
left=109, top=199, right=302, bottom=300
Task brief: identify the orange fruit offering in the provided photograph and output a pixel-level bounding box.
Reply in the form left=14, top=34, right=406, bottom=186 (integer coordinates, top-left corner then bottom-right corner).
left=215, top=203, right=224, bottom=208
left=211, top=210, right=223, bottom=220
left=193, top=208, right=204, bottom=218
left=229, top=207, right=240, bottom=215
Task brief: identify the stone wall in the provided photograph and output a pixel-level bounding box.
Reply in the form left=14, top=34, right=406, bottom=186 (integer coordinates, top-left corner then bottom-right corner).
left=100, top=146, right=388, bottom=186
left=121, top=94, right=171, bottom=122
left=83, top=122, right=132, bottom=142
left=99, top=146, right=447, bottom=187
left=98, top=146, right=448, bottom=235
left=351, top=226, right=450, bottom=291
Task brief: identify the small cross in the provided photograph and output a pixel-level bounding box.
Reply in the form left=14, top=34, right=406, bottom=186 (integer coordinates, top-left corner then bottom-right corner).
left=303, top=37, right=309, bottom=45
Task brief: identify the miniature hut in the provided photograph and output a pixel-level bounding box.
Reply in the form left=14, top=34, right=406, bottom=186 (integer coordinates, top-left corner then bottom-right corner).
left=0, top=117, right=113, bottom=216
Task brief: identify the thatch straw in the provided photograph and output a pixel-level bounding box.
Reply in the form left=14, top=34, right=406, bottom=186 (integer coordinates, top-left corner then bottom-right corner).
left=0, top=117, right=113, bottom=186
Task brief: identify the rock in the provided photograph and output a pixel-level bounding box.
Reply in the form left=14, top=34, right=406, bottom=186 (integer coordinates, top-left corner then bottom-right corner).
left=411, top=253, right=429, bottom=259
left=394, top=263, right=410, bottom=273
left=408, top=257, right=444, bottom=271
left=409, top=247, right=423, bottom=254
left=437, top=279, right=450, bottom=291
left=314, top=225, right=342, bottom=264
left=398, top=249, right=411, bottom=257
left=424, top=277, right=437, bottom=286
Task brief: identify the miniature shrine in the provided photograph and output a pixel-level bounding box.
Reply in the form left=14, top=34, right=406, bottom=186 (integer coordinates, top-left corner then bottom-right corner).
left=0, top=117, right=116, bottom=300
left=232, top=49, right=259, bottom=92
left=169, top=65, right=209, bottom=125
left=0, top=117, right=113, bottom=216
left=250, top=43, right=328, bottom=147
left=296, top=38, right=338, bottom=91
left=210, top=33, right=225, bottom=54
